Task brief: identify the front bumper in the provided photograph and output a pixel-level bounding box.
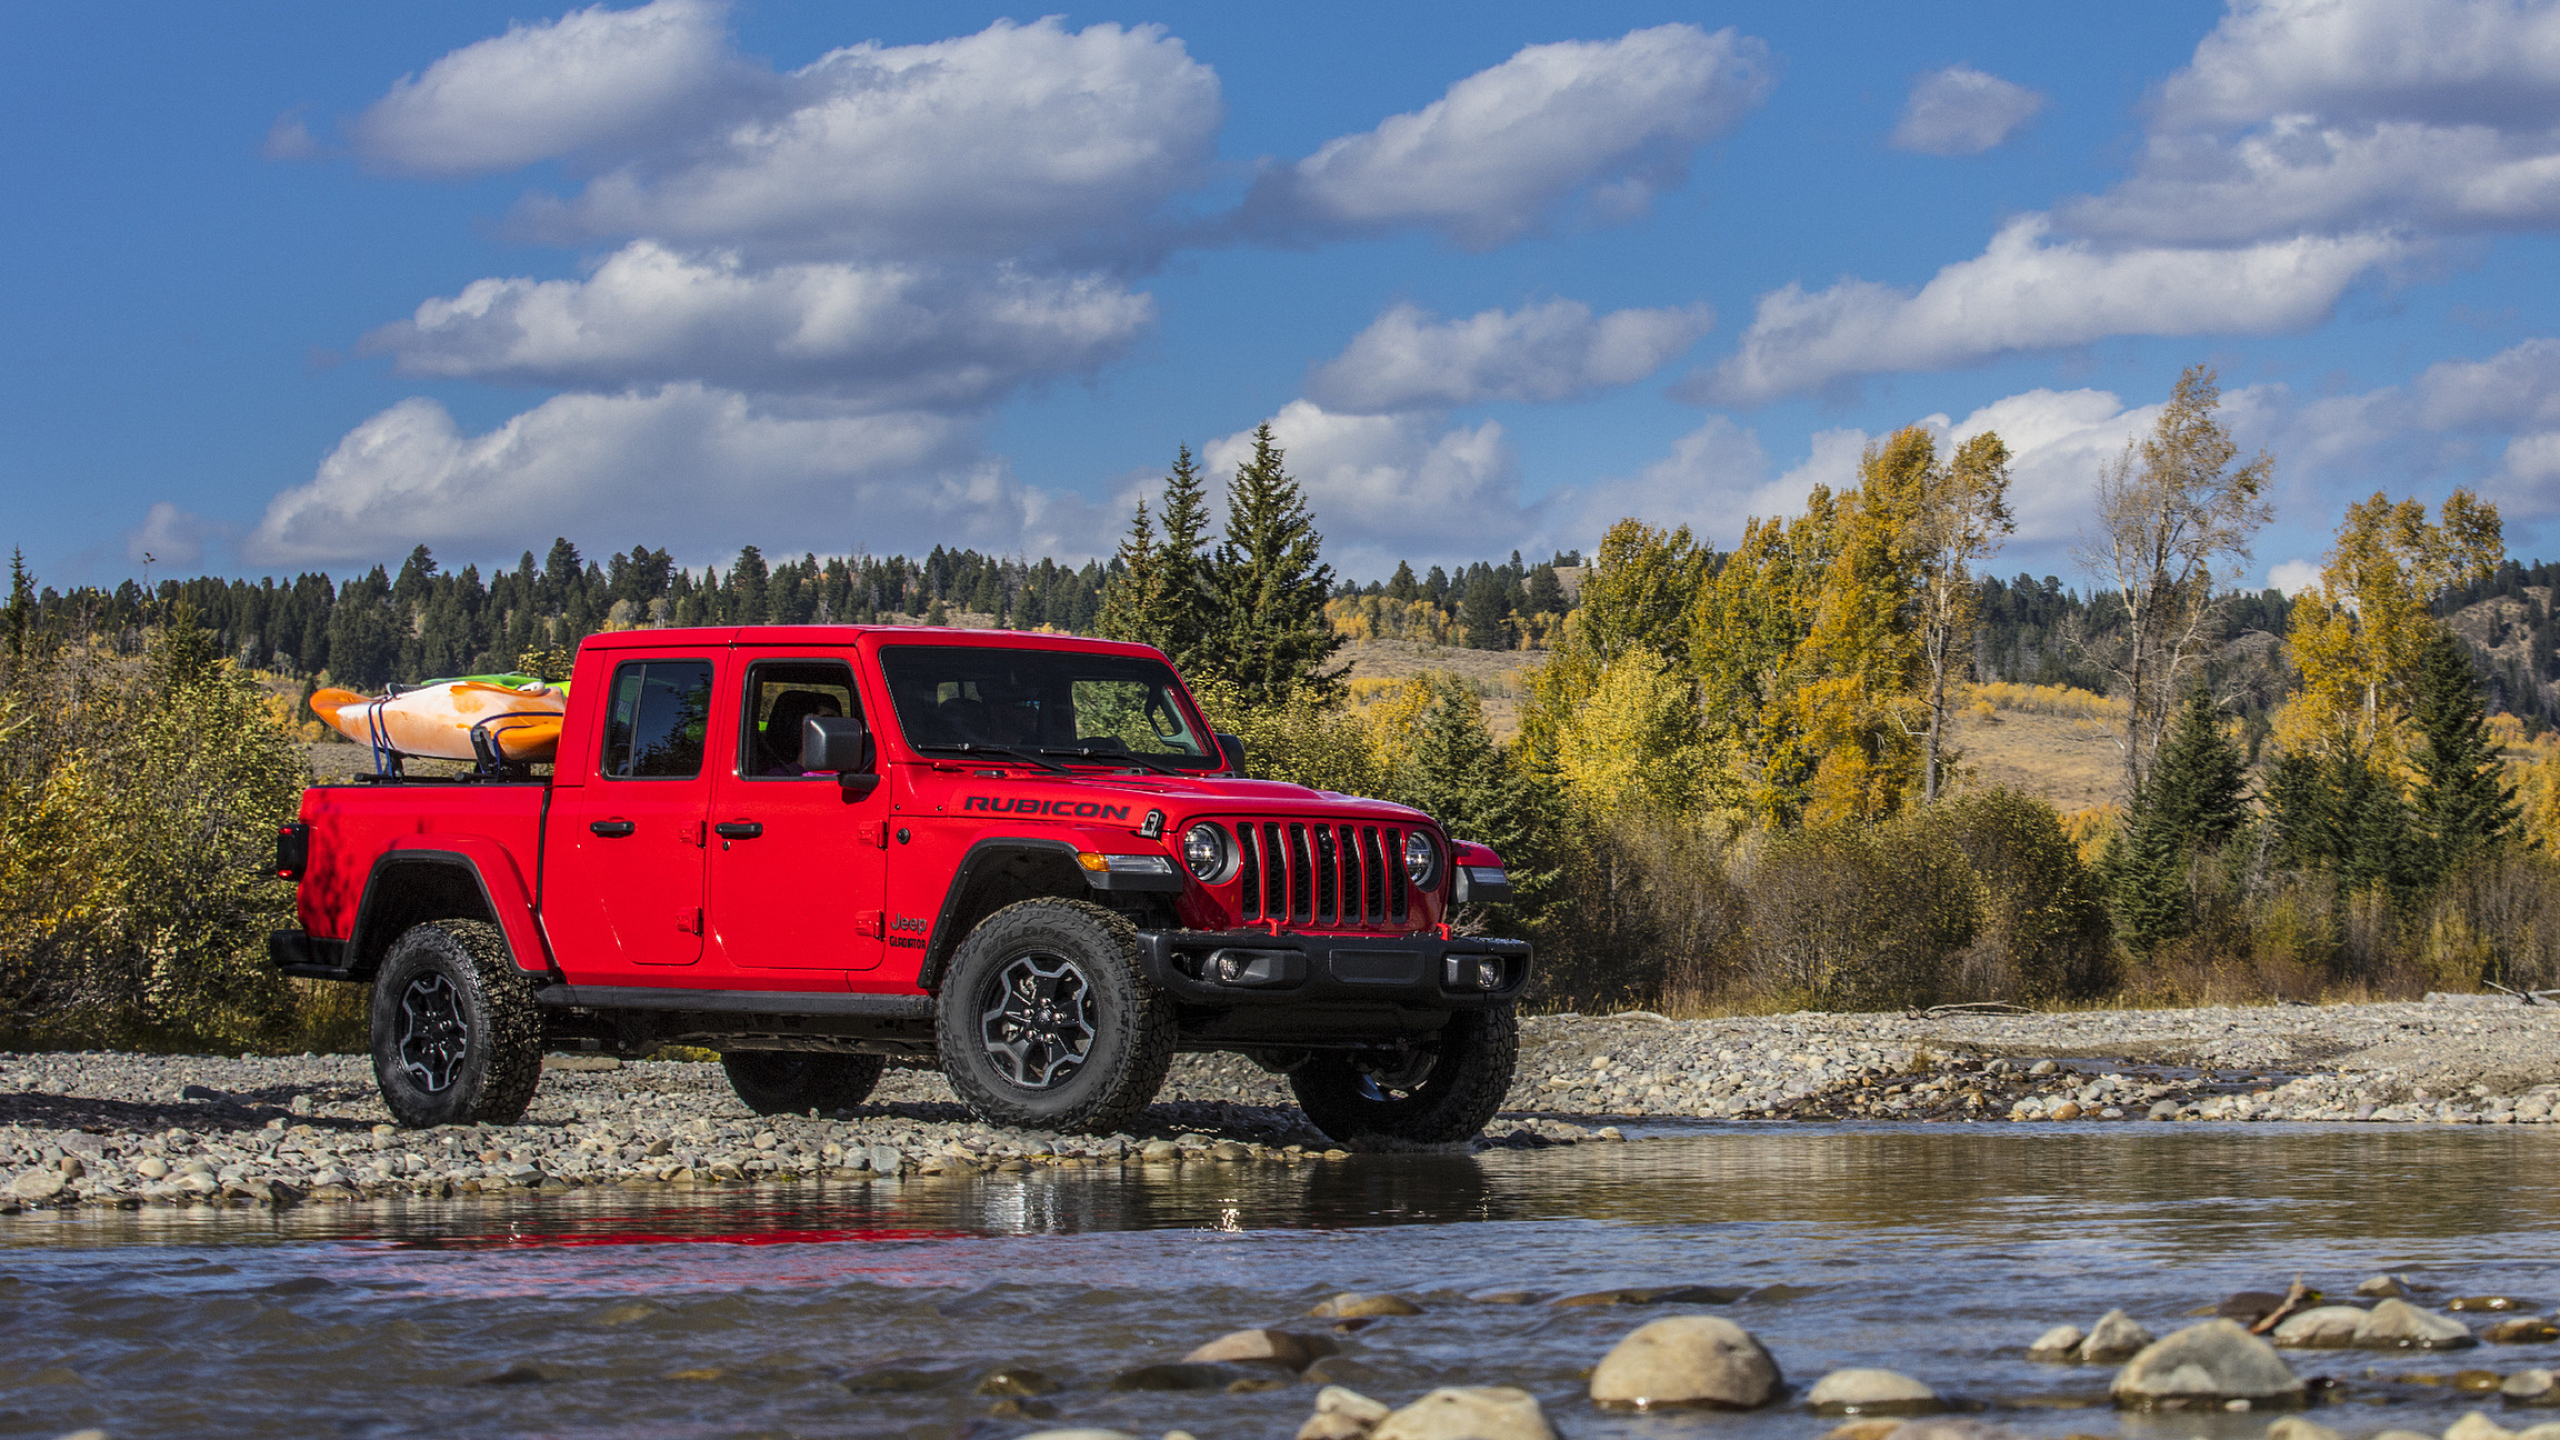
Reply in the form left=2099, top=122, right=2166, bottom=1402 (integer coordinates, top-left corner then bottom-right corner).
left=1135, top=928, right=1531, bottom=1009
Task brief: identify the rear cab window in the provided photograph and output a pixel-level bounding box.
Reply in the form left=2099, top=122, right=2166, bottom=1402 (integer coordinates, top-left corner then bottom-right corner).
left=600, top=659, right=716, bottom=779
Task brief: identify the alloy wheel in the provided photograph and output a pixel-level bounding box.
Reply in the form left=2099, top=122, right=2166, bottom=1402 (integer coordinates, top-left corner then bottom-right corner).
left=397, top=973, right=470, bottom=1093
left=977, top=952, right=1096, bottom=1090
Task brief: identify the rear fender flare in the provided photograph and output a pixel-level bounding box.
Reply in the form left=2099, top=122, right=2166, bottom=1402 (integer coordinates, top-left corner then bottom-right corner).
left=350, top=839, right=552, bottom=977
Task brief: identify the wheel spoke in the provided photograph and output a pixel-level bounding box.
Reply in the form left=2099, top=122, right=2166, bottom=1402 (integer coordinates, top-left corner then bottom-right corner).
left=976, top=951, right=1095, bottom=1091
left=397, top=973, right=469, bottom=1093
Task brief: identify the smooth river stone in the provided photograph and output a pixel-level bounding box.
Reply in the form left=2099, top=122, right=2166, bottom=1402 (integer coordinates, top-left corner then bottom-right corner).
left=2358, top=1299, right=2477, bottom=1350
left=2272, top=1305, right=2372, bottom=1348
left=2081, top=1309, right=2156, bottom=1362
left=2110, top=1320, right=2306, bottom=1407
left=1183, top=1329, right=1336, bottom=1368
left=1808, top=1368, right=1938, bottom=1415
left=1371, top=1387, right=1555, bottom=1440
left=1308, top=1292, right=1424, bottom=1319
left=1589, top=1315, right=1783, bottom=1410
left=2262, top=1419, right=2343, bottom=1440
left=2505, top=1368, right=2558, bottom=1402
left=1296, top=1386, right=1393, bottom=1440
left=2027, top=1325, right=2085, bottom=1360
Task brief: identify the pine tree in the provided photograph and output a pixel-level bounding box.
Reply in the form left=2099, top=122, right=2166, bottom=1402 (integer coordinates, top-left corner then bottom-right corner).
left=1094, top=499, right=1163, bottom=646
left=1201, top=424, right=1344, bottom=704
left=2146, top=687, right=2250, bottom=852
left=1390, top=675, right=1560, bottom=921
left=1154, top=445, right=1215, bottom=669
left=5, top=547, right=35, bottom=661
left=2099, top=796, right=2192, bottom=954
left=1524, top=562, right=1564, bottom=617
left=2410, top=623, right=2521, bottom=880
left=1387, top=561, right=1419, bottom=602
left=1460, top=571, right=1511, bottom=650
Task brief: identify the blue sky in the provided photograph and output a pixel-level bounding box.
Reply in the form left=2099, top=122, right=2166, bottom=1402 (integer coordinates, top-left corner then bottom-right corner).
left=8, top=0, right=2560, bottom=591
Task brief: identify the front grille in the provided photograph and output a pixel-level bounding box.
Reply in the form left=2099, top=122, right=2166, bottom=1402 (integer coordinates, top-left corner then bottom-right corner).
left=1235, top=820, right=1408, bottom=928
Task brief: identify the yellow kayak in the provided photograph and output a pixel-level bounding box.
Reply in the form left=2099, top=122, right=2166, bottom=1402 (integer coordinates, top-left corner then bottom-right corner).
left=310, top=679, right=567, bottom=763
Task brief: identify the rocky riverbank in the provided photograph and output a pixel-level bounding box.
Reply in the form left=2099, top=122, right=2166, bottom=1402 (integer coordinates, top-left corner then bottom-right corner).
left=5, top=996, right=2558, bottom=1212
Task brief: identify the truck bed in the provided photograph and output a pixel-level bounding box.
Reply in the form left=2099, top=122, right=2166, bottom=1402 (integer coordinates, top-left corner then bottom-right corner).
left=297, top=781, right=547, bottom=945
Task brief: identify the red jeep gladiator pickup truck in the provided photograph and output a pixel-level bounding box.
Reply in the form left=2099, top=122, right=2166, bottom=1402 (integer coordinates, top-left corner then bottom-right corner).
left=271, top=627, right=1531, bottom=1142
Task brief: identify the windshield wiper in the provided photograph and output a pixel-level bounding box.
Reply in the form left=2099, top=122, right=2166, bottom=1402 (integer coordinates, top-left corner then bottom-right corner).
left=917, top=742, right=1070, bottom=774
left=1039, top=746, right=1187, bottom=776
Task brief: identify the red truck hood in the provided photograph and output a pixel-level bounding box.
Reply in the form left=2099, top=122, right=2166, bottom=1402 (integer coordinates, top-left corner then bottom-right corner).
left=913, top=765, right=1434, bottom=827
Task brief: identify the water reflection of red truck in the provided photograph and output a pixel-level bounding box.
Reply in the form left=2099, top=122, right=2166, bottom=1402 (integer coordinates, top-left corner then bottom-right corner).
left=272, top=627, right=1530, bottom=1144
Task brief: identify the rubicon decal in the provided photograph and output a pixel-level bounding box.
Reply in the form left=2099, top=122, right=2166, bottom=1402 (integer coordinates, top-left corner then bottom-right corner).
left=961, top=796, right=1132, bottom=820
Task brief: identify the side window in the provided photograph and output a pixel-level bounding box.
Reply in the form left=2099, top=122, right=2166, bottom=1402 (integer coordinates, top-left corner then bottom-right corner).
left=601, top=659, right=716, bottom=779
left=741, top=660, right=863, bottom=778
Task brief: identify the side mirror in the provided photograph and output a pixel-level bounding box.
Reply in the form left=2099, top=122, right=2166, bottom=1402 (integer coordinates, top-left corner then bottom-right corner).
left=802, top=715, right=872, bottom=775
left=1216, top=731, right=1247, bottom=775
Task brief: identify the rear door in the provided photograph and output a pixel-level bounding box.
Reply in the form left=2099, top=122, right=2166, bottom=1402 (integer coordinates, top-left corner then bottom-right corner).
left=706, top=653, right=889, bottom=977
left=552, top=653, right=722, bottom=976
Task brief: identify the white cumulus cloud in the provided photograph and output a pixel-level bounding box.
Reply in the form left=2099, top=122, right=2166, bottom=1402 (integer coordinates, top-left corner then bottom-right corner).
left=1891, top=65, right=2045, bottom=155
left=353, top=0, right=749, bottom=175
left=126, top=502, right=217, bottom=568
left=521, top=17, right=1220, bottom=261
left=1305, top=298, right=1711, bottom=413
left=1694, top=217, right=2405, bottom=403
left=242, top=387, right=1035, bottom=567
left=363, top=241, right=1153, bottom=408
left=1202, top=401, right=1541, bottom=576
left=2066, top=0, right=2560, bottom=244
left=1237, top=24, right=1773, bottom=249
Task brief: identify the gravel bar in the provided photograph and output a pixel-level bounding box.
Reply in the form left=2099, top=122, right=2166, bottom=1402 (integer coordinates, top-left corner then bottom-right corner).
left=6, top=996, right=2558, bottom=1212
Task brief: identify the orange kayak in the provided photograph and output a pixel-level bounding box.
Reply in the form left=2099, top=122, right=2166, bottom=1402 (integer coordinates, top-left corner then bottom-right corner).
left=310, top=680, right=567, bottom=763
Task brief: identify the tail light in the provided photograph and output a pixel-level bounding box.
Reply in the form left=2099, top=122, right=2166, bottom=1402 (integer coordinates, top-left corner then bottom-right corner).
left=275, top=822, right=309, bottom=881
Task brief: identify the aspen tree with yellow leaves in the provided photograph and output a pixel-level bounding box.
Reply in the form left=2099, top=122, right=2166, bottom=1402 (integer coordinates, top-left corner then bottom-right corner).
left=2284, top=489, right=2504, bottom=752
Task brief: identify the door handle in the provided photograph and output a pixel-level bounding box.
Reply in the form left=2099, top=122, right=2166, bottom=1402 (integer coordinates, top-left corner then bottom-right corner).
left=588, top=819, right=636, bottom=838
left=714, top=821, right=763, bottom=840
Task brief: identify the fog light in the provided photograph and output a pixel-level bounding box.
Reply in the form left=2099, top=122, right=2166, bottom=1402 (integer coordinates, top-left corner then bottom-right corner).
left=1209, top=948, right=1293, bottom=987
left=1443, top=955, right=1505, bottom=991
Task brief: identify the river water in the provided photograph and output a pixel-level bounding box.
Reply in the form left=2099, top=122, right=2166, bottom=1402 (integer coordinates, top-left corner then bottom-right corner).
left=4, top=1123, right=2557, bottom=1440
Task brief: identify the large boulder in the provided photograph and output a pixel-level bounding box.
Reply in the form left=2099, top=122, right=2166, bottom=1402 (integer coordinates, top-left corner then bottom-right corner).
left=1808, top=1369, right=1938, bottom=1416
left=2271, top=1306, right=2372, bottom=1348
left=2110, top=1320, right=2306, bottom=1409
left=1589, top=1315, right=1783, bottom=1410
left=1371, top=1387, right=1555, bottom=1440
left=2356, top=1299, right=2476, bottom=1350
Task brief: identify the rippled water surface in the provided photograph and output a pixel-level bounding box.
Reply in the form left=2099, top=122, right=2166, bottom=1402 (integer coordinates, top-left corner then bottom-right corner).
left=5, top=1123, right=2558, bottom=1439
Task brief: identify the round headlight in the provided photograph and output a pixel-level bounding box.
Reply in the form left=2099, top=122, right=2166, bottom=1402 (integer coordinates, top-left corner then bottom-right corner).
left=1402, top=831, right=1441, bottom=889
left=1182, top=822, right=1229, bottom=881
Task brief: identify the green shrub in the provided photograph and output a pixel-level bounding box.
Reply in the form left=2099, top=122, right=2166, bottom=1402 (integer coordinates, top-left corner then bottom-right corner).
left=0, top=616, right=310, bottom=1048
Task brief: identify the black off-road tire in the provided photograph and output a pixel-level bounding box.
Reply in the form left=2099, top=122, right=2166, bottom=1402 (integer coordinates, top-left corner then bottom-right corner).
left=1290, top=1004, right=1518, bottom=1144
left=721, top=1052, right=887, bottom=1116
left=935, top=898, right=1176, bottom=1134
left=370, top=919, right=543, bottom=1128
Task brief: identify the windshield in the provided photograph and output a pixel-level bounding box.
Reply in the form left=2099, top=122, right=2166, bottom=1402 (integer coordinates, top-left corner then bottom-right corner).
left=877, top=645, right=1216, bottom=767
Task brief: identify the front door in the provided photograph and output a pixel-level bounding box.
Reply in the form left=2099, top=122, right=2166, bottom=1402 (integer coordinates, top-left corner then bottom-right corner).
left=558, top=654, right=720, bottom=972
left=707, top=655, right=889, bottom=976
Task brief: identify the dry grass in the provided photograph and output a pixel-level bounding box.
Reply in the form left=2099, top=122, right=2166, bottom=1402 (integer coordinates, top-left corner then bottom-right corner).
left=1946, top=707, right=2126, bottom=812
left=1335, top=640, right=1546, bottom=741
